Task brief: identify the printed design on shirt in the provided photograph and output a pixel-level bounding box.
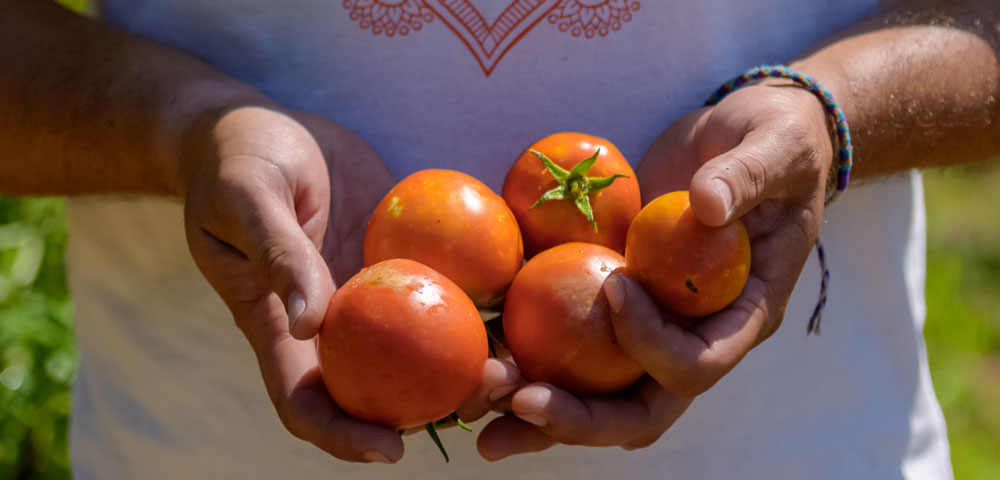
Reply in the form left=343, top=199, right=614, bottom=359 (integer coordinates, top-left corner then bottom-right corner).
left=547, top=0, right=640, bottom=38
left=343, top=0, right=436, bottom=37
left=343, top=0, right=640, bottom=76
left=422, top=0, right=558, bottom=76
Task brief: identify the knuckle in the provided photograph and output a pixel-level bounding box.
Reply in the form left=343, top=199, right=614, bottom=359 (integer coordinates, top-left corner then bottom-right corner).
left=728, top=149, right=769, bottom=201
left=621, top=430, right=663, bottom=451
left=273, top=398, right=307, bottom=441
left=256, top=240, right=294, bottom=281
left=658, top=369, right=717, bottom=398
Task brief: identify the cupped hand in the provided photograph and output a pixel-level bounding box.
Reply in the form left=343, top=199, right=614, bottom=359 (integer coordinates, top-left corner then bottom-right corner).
left=181, top=106, right=521, bottom=463
left=477, top=83, right=834, bottom=459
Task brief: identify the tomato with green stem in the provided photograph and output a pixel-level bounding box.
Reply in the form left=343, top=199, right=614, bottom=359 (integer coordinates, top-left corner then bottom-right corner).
left=502, top=133, right=641, bottom=257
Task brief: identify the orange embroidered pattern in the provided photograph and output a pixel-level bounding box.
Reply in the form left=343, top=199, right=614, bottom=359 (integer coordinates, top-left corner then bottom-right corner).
left=547, top=0, right=640, bottom=38
left=343, top=0, right=435, bottom=37
left=343, top=0, right=640, bottom=75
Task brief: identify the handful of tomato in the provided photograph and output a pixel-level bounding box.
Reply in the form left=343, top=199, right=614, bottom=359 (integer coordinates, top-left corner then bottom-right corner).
left=316, top=132, right=751, bottom=458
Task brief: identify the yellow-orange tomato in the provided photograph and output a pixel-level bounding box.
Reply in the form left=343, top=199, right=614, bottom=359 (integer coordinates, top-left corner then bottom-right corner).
left=625, top=191, right=751, bottom=318
left=502, top=133, right=640, bottom=258
left=318, top=259, right=488, bottom=429
left=364, top=169, right=523, bottom=308
left=503, top=243, right=644, bottom=395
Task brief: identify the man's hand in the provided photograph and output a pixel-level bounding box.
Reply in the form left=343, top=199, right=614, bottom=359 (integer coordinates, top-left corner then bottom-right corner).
left=477, top=83, right=833, bottom=460
left=182, top=106, right=521, bottom=463
left=623, top=83, right=832, bottom=397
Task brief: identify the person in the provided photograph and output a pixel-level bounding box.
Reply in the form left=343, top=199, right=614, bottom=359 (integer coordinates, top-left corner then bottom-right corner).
left=2, top=0, right=998, bottom=477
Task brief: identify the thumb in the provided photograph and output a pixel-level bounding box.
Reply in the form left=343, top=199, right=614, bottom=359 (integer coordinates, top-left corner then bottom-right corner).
left=688, top=131, right=784, bottom=227
left=240, top=204, right=336, bottom=340
left=603, top=274, right=704, bottom=397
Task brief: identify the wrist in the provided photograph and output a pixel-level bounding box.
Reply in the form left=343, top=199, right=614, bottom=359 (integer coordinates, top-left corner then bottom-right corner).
left=761, top=80, right=839, bottom=203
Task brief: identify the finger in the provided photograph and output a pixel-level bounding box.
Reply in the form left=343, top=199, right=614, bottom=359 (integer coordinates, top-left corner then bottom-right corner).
left=605, top=273, right=765, bottom=397
left=477, top=415, right=558, bottom=461
left=231, top=292, right=404, bottom=463
left=279, top=367, right=405, bottom=463
left=507, top=380, right=689, bottom=449
left=204, top=161, right=335, bottom=340
left=243, top=209, right=334, bottom=340
left=688, top=129, right=807, bottom=227
left=454, top=358, right=525, bottom=423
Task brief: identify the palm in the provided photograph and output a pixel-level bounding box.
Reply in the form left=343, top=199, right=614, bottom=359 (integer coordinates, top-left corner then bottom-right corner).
left=636, top=87, right=827, bottom=365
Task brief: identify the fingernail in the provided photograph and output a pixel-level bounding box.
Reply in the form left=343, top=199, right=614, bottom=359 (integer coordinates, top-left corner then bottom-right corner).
left=710, top=178, right=733, bottom=219
left=604, top=276, right=625, bottom=314
left=488, top=384, right=518, bottom=403
left=362, top=450, right=394, bottom=464
left=287, top=291, right=306, bottom=333
left=516, top=413, right=548, bottom=427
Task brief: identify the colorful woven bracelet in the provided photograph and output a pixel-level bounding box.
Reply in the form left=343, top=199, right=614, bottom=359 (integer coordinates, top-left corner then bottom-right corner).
left=705, top=64, right=853, bottom=204
left=705, top=65, right=850, bottom=335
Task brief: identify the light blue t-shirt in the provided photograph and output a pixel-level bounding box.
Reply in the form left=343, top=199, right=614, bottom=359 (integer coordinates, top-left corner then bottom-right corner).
left=66, top=1, right=951, bottom=478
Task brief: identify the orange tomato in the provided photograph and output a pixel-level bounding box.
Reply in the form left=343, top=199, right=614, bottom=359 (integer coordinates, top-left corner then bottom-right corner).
left=503, top=243, right=644, bottom=395
left=625, top=191, right=750, bottom=318
left=502, top=133, right=640, bottom=258
left=317, top=259, right=488, bottom=429
left=364, top=169, right=523, bottom=308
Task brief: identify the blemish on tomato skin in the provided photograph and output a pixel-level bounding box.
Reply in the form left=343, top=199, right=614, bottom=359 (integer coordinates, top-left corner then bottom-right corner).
left=387, top=196, right=403, bottom=218
left=685, top=278, right=699, bottom=293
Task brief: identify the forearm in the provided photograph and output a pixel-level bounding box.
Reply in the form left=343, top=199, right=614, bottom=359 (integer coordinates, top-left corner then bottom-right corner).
left=0, top=0, right=272, bottom=196
left=791, top=0, right=1000, bottom=179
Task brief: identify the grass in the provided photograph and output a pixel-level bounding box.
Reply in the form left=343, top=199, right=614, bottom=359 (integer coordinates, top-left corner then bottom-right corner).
left=0, top=166, right=998, bottom=478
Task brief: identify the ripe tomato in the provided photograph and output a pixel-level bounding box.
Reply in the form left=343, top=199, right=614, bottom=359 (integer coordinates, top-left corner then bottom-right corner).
left=364, top=169, right=523, bottom=308
left=503, top=243, right=644, bottom=395
left=502, top=132, right=641, bottom=258
left=625, top=191, right=751, bottom=318
left=318, top=258, right=488, bottom=429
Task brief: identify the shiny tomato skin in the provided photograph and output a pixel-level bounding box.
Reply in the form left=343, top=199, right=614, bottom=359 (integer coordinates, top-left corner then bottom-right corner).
left=503, top=243, right=644, bottom=395
left=364, top=169, right=523, bottom=308
left=625, top=191, right=751, bottom=318
left=502, top=133, right=641, bottom=258
left=317, top=259, right=488, bottom=429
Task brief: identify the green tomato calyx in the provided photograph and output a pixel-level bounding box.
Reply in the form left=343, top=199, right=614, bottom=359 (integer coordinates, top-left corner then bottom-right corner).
left=529, top=148, right=628, bottom=232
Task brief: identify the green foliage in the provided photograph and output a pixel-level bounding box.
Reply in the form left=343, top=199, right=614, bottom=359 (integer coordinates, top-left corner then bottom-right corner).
left=55, top=0, right=88, bottom=14
left=0, top=197, right=74, bottom=480
left=923, top=163, right=1000, bottom=480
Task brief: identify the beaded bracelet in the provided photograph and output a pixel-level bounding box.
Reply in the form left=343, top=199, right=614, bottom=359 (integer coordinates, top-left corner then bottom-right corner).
left=705, top=65, right=851, bottom=335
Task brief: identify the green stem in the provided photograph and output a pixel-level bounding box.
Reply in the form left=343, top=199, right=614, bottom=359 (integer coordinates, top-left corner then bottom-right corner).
left=528, top=148, right=628, bottom=232
left=424, top=422, right=449, bottom=463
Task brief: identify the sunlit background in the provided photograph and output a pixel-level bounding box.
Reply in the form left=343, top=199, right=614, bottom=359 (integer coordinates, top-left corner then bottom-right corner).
left=1, top=1, right=998, bottom=478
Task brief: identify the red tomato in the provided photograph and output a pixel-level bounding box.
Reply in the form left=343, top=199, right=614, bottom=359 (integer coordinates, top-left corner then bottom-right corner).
left=503, top=243, right=644, bottom=395
left=364, top=169, right=523, bottom=308
left=502, top=132, right=640, bottom=258
left=318, top=258, right=488, bottom=429
left=625, top=191, right=751, bottom=318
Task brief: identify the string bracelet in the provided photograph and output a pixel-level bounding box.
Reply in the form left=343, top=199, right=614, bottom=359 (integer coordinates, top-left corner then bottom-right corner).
left=704, top=65, right=851, bottom=335
left=705, top=64, right=853, bottom=204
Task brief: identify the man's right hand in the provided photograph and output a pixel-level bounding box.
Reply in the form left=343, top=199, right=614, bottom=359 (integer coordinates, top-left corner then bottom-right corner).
left=181, top=106, right=408, bottom=462
left=180, top=106, right=524, bottom=463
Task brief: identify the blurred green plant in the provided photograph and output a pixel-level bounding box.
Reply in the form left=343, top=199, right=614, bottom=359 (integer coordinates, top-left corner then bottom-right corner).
left=0, top=197, right=74, bottom=480
left=923, top=163, right=1000, bottom=480
left=0, top=1, right=80, bottom=478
